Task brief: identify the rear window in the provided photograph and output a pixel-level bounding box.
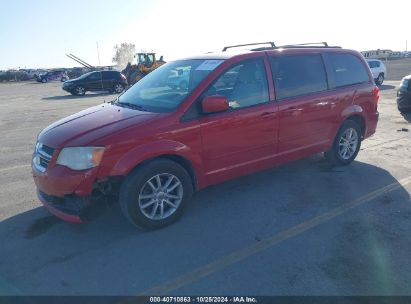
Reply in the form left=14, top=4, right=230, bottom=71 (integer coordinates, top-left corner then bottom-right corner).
left=269, top=55, right=328, bottom=100
left=368, top=61, right=381, bottom=68
left=324, top=53, right=370, bottom=88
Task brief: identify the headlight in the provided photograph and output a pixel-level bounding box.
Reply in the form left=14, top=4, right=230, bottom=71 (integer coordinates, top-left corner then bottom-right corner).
left=56, top=147, right=105, bottom=170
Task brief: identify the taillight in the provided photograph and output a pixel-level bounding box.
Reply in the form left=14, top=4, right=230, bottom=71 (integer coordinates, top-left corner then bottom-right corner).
left=373, top=85, right=380, bottom=111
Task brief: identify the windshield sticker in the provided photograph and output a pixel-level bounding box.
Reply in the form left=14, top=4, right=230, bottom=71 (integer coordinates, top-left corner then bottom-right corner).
left=196, top=60, right=224, bottom=71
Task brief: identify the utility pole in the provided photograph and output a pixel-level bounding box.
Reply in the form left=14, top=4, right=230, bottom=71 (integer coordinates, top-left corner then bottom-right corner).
left=96, top=42, right=101, bottom=66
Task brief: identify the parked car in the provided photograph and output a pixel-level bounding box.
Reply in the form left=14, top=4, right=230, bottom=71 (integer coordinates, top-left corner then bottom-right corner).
left=37, top=70, right=69, bottom=83
left=397, top=75, right=411, bottom=113
left=366, top=59, right=386, bottom=85
left=32, top=42, right=379, bottom=229
left=19, top=69, right=39, bottom=79
left=62, top=70, right=127, bottom=95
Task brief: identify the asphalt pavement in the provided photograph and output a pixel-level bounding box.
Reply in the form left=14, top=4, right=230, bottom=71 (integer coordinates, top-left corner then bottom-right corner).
left=0, top=80, right=410, bottom=296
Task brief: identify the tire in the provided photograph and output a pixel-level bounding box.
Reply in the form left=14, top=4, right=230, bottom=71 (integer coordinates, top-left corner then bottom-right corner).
left=119, top=159, right=193, bottom=230
left=398, top=106, right=411, bottom=113
left=41, top=78, right=47, bottom=83
left=325, top=120, right=362, bottom=166
left=113, top=83, right=125, bottom=94
left=376, top=73, right=384, bottom=85
left=74, top=86, right=85, bottom=96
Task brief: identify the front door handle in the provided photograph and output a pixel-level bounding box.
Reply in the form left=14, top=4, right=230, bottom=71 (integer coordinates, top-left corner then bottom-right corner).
left=261, top=111, right=276, bottom=118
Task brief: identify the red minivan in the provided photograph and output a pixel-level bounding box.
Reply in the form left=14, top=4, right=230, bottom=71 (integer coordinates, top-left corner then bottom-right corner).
left=32, top=42, right=379, bottom=229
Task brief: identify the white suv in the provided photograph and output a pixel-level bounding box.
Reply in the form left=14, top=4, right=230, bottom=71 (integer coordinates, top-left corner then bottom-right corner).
left=366, top=59, right=386, bottom=85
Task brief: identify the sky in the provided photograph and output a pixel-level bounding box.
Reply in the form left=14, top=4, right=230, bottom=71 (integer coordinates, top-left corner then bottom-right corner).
left=0, top=0, right=410, bottom=70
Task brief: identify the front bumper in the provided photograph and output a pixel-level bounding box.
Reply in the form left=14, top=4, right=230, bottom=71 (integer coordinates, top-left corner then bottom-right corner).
left=62, top=85, right=74, bottom=92
left=32, top=159, right=101, bottom=222
left=37, top=190, right=89, bottom=223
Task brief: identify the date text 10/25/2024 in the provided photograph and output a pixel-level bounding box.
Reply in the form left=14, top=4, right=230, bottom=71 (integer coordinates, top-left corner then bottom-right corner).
left=149, top=297, right=257, bottom=303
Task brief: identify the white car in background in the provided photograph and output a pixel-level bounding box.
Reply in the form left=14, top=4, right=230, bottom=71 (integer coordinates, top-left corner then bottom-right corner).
left=366, top=59, right=386, bottom=85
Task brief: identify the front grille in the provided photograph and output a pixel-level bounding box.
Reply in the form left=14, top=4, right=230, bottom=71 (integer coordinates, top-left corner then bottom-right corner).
left=33, top=143, right=55, bottom=172
left=39, top=156, right=50, bottom=168
left=42, top=145, right=55, bottom=156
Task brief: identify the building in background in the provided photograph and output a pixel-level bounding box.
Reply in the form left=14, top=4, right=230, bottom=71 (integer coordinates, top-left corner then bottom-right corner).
left=361, top=49, right=410, bottom=59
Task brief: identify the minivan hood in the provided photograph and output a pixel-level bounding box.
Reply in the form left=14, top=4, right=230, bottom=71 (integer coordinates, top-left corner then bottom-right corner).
left=38, top=104, right=160, bottom=148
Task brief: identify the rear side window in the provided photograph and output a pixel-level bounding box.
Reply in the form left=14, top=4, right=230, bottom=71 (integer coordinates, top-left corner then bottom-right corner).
left=324, top=53, right=370, bottom=88
left=269, top=55, right=328, bottom=100
left=88, top=72, right=102, bottom=81
left=102, top=71, right=118, bottom=80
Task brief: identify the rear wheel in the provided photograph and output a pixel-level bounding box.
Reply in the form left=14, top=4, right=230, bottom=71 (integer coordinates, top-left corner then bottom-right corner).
left=41, top=78, right=47, bottom=83
left=325, top=120, right=362, bottom=166
left=376, top=73, right=384, bottom=85
left=119, top=159, right=193, bottom=230
left=113, top=83, right=125, bottom=93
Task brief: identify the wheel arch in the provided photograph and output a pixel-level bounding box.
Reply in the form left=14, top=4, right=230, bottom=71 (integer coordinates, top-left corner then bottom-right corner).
left=340, top=105, right=366, bottom=137
left=137, top=154, right=198, bottom=191
left=345, top=114, right=366, bottom=138
left=105, top=141, right=203, bottom=191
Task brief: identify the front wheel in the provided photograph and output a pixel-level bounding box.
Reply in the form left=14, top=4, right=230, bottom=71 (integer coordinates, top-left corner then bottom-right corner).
left=119, top=159, right=193, bottom=230
left=41, top=78, right=47, bottom=83
left=325, top=120, right=362, bottom=166
left=113, top=83, right=125, bottom=93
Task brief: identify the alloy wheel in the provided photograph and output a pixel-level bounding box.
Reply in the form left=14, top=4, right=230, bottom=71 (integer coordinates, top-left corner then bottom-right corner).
left=114, top=84, right=124, bottom=93
left=138, top=173, right=183, bottom=220
left=338, top=128, right=359, bottom=160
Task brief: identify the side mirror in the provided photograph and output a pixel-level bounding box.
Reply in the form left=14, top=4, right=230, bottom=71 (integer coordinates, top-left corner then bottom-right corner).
left=202, top=95, right=229, bottom=113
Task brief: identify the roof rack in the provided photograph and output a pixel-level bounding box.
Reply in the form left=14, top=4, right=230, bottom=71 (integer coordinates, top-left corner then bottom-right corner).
left=280, top=42, right=329, bottom=47
left=222, top=42, right=276, bottom=52
left=250, top=42, right=341, bottom=51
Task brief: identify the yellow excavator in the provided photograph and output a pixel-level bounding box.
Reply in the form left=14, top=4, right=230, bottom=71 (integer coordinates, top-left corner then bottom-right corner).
left=122, top=52, right=166, bottom=85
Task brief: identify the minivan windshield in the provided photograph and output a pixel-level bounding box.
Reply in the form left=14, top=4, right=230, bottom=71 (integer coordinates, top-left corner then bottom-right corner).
left=117, top=59, right=224, bottom=112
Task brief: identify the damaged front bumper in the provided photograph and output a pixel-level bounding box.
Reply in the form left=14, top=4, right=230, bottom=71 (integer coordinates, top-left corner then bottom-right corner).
left=37, top=190, right=91, bottom=223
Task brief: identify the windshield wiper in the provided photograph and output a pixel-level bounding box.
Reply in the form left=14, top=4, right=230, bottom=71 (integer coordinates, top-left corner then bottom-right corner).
left=109, top=97, right=118, bottom=105
left=115, top=101, right=147, bottom=111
